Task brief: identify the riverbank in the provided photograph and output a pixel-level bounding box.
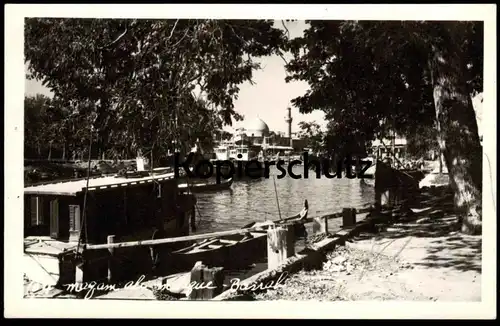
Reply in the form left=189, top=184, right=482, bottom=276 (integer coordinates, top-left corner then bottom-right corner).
left=253, top=186, right=482, bottom=301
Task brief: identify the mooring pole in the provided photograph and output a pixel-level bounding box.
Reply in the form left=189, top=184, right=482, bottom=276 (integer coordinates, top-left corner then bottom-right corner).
left=107, top=235, right=115, bottom=283
left=272, top=175, right=282, bottom=220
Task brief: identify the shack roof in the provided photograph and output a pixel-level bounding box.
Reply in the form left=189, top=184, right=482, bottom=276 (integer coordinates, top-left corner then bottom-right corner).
left=24, top=172, right=177, bottom=196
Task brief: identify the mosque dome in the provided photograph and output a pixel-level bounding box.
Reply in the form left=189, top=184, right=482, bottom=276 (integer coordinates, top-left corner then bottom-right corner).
left=244, top=117, right=270, bottom=137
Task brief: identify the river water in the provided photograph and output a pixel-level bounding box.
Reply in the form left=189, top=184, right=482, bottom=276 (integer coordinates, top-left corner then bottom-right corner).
left=193, top=164, right=375, bottom=233
left=188, top=164, right=376, bottom=286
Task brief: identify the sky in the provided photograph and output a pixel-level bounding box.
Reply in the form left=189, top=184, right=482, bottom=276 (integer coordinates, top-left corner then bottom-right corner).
left=24, top=20, right=326, bottom=135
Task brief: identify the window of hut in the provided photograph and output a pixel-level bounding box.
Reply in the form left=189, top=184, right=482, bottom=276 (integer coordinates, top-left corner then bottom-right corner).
left=26, top=196, right=50, bottom=236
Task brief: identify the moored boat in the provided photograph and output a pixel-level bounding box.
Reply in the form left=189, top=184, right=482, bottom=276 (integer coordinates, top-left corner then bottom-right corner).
left=166, top=231, right=268, bottom=271
left=243, top=200, right=309, bottom=238
left=177, top=178, right=233, bottom=193
left=163, top=200, right=309, bottom=272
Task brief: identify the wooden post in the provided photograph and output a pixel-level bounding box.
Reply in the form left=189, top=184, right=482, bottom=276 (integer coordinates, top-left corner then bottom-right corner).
left=107, top=235, right=115, bottom=283
left=33, top=196, right=44, bottom=226
left=49, top=199, right=60, bottom=239
left=285, top=224, right=295, bottom=258
left=188, top=261, right=224, bottom=300
left=342, top=208, right=357, bottom=228
left=374, top=186, right=382, bottom=213
left=75, top=250, right=87, bottom=284
left=75, top=262, right=84, bottom=284
left=312, top=216, right=328, bottom=235
left=58, top=251, right=76, bottom=286
left=190, top=209, right=196, bottom=233
left=267, top=226, right=293, bottom=270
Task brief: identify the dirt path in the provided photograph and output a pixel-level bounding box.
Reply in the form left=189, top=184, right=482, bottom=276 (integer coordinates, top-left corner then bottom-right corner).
left=254, top=212, right=481, bottom=301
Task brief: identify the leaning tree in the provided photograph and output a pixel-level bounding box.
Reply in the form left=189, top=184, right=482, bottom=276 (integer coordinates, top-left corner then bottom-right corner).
left=285, top=20, right=483, bottom=235
left=25, top=18, right=286, bottom=162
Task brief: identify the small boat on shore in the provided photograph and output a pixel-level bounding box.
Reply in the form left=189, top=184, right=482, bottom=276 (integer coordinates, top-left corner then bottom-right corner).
left=242, top=200, right=309, bottom=238
left=177, top=178, right=233, bottom=193
left=167, top=231, right=268, bottom=270
left=165, top=201, right=309, bottom=271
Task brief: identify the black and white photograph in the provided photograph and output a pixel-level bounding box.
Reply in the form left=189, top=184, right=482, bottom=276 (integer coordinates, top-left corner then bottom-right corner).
left=4, top=4, right=496, bottom=319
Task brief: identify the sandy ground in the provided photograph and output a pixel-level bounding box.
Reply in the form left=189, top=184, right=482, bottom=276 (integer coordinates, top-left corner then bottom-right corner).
left=255, top=212, right=481, bottom=301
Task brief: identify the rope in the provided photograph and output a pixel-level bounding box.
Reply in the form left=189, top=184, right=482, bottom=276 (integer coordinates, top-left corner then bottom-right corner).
left=273, top=175, right=283, bottom=220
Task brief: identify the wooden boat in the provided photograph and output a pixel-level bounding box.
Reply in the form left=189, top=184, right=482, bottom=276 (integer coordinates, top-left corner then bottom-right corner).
left=178, top=178, right=233, bottom=193
left=167, top=231, right=267, bottom=271
left=164, top=201, right=309, bottom=272
left=242, top=200, right=309, bottom=239
left=243, top=199, right=309, bottom=230
left=150, top=166, right=174, bottom=175
left=23, top=170, right=197, bottom=289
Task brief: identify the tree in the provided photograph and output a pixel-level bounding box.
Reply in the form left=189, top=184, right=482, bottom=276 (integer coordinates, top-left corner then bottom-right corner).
left=25, top=18, right=286, bottom=163
left=24, top=94, right=51, bottom=158
left=24, top=94, right=73, bottom=159
left=285, top=21, right=483, bottom=235
left=406, top=124, right=438, bottom=159
left=297, top=121, right=324, bottom=154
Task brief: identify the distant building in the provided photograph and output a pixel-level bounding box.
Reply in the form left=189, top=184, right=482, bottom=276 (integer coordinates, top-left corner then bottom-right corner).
left=370, top=134, right=408, bottom=160
left=234, top=117, right=270, bottom=145
left=216, top=109, right=308, bottom=155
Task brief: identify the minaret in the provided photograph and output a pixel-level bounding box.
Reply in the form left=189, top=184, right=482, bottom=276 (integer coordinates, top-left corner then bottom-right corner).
left=285, top=107, right=293, bottom=148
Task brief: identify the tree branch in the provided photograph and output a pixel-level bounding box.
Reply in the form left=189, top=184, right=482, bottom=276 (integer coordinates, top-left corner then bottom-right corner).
left=278, top=51, right=289, bottom=66
left=281, top=20, right=290, bottom=39
left=167, top=19, right=180, bottom=41
left=98, top=28, right=129, bottom=50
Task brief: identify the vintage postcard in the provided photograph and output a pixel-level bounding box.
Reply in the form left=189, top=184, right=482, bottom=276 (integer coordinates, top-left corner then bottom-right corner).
left=4, top=3, right=497, bottom=319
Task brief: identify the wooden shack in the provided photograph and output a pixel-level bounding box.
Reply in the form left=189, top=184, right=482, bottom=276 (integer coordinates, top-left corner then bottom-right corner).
left=23, top=172, right=197, bottom=285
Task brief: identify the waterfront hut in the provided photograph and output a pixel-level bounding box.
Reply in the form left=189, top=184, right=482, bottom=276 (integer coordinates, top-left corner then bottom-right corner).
left=23, top=172, right=196, bottom=286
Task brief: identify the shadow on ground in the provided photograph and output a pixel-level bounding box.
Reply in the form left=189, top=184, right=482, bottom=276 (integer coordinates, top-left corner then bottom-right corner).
left=352, top=189, right=482, bottom=274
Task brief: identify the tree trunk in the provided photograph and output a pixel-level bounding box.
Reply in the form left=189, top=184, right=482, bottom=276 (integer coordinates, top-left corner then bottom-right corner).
left=62, top=144, right=66, bottom=160
left=428, top=36, right=482, bottom=235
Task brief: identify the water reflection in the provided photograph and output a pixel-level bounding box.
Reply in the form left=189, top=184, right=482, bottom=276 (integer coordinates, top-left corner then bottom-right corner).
left=194, top=165, right=375, bottom=234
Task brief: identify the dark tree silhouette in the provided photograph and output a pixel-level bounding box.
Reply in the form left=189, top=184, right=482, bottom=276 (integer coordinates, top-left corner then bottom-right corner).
left=285, top=21, right=483, bottom=235
left=25, top=18, right=287, bottom=163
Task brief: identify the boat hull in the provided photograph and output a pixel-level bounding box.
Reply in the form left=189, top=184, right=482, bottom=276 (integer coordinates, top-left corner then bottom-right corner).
left=178, top=178, right=233, bottom=193
left=166, top=231, right=268, bottom=272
